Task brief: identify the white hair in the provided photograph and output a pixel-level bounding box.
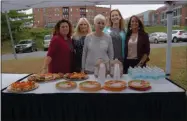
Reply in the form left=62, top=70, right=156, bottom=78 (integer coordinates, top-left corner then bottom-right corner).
left=94, top=14, right=106, bottom=25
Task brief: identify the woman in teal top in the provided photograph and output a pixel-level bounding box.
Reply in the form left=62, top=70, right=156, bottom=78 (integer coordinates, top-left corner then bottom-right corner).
left=104, top=9, right=126, bottom=63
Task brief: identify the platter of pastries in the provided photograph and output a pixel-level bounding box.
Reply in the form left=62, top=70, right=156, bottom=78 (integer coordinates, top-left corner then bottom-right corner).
left=64, top=72, right=88, bottom=81
left=7, top=80, right=39, bottom=93
left=103, top=80, right=127, bottom=91
left=28, top=73, right=64, bottom=82
left=79, top=81, right=101, bottom=91
left=56, top=81, right=77, bottom=90
left=128, top=80, right=151, bottom=91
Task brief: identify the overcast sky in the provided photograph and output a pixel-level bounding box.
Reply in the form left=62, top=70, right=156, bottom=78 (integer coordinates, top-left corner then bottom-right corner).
left=26, top=4, right=164, bottom=19
left=100, top=5, right=164, bottom=18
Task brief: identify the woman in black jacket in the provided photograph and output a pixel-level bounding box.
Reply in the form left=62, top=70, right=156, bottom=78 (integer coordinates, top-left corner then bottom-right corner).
left=124, top=15, right=150, bottom=74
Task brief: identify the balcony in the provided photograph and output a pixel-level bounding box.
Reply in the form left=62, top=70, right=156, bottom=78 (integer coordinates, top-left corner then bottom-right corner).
left=63, top=7, right=69, bottom=14
left=80, top=8, right=86, bottom=14
left=63, top=11, right=69, bottom=14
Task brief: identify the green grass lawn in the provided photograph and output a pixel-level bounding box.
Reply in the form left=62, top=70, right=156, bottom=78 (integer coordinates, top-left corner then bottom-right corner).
left=145, top=26, right=186, bottom=33
left=149, top=46, right=187, bottom=90
left=1, top=41, right=13, bottom=54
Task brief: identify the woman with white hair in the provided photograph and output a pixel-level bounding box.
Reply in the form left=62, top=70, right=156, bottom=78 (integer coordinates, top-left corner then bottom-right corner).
left=72, top=18, right=92, bottom=72
left=82, top=14, right=114, bottom=73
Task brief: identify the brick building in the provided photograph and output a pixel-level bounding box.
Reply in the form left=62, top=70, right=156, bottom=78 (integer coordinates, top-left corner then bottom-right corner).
left=33, top=6, right=110, bottom=28
left=149, top=4, right=187, bottom=26
left=124, top=4, right=187, bottom=27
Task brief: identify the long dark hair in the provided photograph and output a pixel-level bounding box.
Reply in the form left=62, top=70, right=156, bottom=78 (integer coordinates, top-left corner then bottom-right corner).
left=53, top=19, right=72, bottom=38
left=126, top=15, right=145, bottom=38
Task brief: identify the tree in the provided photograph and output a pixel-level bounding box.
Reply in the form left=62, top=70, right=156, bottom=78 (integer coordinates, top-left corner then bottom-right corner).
left=1, top=10, right=33, bottom=43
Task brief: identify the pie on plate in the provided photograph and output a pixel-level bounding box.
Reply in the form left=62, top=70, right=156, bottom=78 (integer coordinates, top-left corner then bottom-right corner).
left=64, top=72, right=88, bottom=81
left=103, top=80, right=127, bottom=91
left=7, top=81, right=39, bottom=92
left=128, top=80, right=151, bottom=91
left=56, top=81, right=77, bottom=90
left=28, top=73, right=64, bottom=82
left=79, top=81, right=101, bottom=91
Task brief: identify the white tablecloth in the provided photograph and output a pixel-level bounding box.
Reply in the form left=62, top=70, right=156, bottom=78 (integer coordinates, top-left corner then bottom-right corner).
left=1, top=73, right=29, bottom=89
left=2, top=74, right=185, bottom=94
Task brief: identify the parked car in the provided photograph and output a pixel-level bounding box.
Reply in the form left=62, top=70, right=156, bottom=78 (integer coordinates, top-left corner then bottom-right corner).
left=15, top=39, right=37, bottom=53
left=43, top=35, right=52, bottom=51
left=149, top=32, right=167, bottom=43
left=172, top=30, right=187, bottom=43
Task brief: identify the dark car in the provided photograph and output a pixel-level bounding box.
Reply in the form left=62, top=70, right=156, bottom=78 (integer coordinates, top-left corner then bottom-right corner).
left=15, top=39, right=37, bottom=53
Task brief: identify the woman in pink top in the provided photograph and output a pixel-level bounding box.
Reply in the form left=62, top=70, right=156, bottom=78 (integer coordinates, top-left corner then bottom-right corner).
left=124, top=15, right=150, bottom=74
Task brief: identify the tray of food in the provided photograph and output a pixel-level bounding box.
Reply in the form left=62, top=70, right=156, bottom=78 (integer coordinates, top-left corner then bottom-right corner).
left=7, top=80, right=39, bottom=93
left=56, top=81, right=77, bottom=90
left=28, top=73, right=64, bottom=82
left=79, top=81, right=101, bottom=91
left=103, top=80, right=127, bottom=91
left=128, top=80, right=151, bottom=91
left=64, top=72, right=88, bottom=81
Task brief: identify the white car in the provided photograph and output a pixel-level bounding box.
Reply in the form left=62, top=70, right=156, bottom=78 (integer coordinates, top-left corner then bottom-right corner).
left=43, top=35, right=52, bottom=51
left=149, top=32, right=167, bottom=43
left=172, top=30, right=187, bottom=43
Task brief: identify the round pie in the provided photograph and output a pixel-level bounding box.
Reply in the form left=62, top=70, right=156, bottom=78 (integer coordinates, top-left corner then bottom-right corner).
left=128, top=80, right=151, bottom=91
left=7, top=81, right=39, bottom=92
left=103, top=80, right=127, bottom=91
left=28, top=73, right=64, bottom=82
left=79, top=81, right=101, bottom=91
left=56, top=81, right=77, bottom=90
left=64, top=72, right=88, bottom=80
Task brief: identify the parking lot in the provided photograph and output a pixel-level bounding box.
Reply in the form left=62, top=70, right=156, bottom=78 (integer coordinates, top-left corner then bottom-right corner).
left=2, top=42, right=187, bottom=61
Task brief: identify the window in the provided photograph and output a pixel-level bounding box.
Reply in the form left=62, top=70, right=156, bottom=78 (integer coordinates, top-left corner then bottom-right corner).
left=63, top=7, right=69, bottom=12
left=179, top=8, right=182, bottom=15
left=172, top=31, right=177, bottom=34
left=44, top=35, right=52, bottom=40
left=177, top=8, right=182, bottom=16
left=177, top=17, right=181, bottom=25
left=151, top=34, right=157, bottom=36
left=161, top=13, right=164, bottom=19
left=71, top=8, right=72, bottom=12
left=19, top=40, right=32, bottom=44
left=55, top=8, right=59, bottom=11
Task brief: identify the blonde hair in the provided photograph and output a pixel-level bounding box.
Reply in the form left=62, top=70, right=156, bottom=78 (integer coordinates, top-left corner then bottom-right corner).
left=94, top=14, right=106, bottom=25
left=73, top=18, right=92, bottom=38
left=107, top=9, right=125, bottom=31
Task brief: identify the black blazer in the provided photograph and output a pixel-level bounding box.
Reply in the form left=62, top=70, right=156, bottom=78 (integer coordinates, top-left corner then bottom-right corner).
left=125, top=31, right=150, bottom=62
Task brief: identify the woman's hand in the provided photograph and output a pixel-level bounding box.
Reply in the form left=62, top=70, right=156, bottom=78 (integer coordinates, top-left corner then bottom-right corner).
left=81, top=69, right=85, bottom=73
left=40, top=67, right=48, bottom=74
left=137, top=54, right=148, bottom=67
left=40, top=56, right=51, bottom=74
left=136, top=61, right=144, bottom=67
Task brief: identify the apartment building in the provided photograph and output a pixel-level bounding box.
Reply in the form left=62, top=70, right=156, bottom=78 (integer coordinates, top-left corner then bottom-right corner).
left=124, top=4, right=187, bottom=27
left=33, top=6, right=110, bottom=28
